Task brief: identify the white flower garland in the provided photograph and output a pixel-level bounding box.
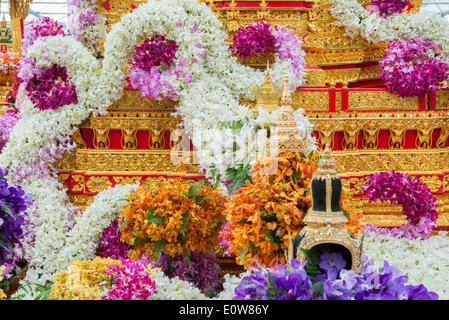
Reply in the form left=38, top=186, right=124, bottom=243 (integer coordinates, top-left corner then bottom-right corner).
left=329, top=0, right=449, bottom=56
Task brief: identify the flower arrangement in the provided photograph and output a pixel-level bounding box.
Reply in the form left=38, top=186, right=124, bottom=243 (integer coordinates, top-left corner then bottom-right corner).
left=0, top=168, right=32, bottom=276
left=364, top=170, right=438, bottom=239
left=96, top=218, right=130, bottom=260
left=230, top=21, right=306, bottom=89
left=369, top=0, right=409, bottom=18
left=0, top=109, right=20, bottom=152
left=21, top=17, right=66, bottom=54
left=102, top=256, right=156, bottom=300
left=148, top=268, right=207, bottom=300
left=6, top=71, right=22, bottom=105
left=363, top=231, right=449, bottom=299
left=230, top=21, right=275, bottom=59
left=49, top=257, right=122, bottom=300
left=0, top=266, right=6, bottom=299
left=18, top=17, right=78, bottom=111
left=68, top=0, right=105, bottom=57
left=218, top=220, right=233, bottom=257
left=329, top=0, right=449, bottom=57
left=233, top=252, right=438, bottom=300
left=118, top=179, right=227, bottom=261
left=224, top=151, right=316, bottom=268
left=129, top=35, right=189, bottom=100
left=340, top=187, right=365, bottom=237
left=156, top=250, right=221, bottom=294
left=24, top=64, right=79, bottom=111
left=379, top=37, right=449, bottom=97
left=0, top=52, right=21, bottom=76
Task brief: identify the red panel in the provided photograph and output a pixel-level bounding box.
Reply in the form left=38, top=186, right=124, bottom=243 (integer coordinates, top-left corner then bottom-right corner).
left=136, top=130, right=150, bottom=149
left=403, top=130, right=417, bottom=149
left=377, top=129, right=390, bottom=149
left=80, top=128, right=95, bottom=148
left=333, top=131, right=343, bottom=150
left=109, top=129, right=123, bottom=149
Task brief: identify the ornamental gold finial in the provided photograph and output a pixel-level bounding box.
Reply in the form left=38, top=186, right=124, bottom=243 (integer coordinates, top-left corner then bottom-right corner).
left=314, top=143, right=338, bottom=178
left=253, top=61, right=279, bottom=114
left=0, top=15, right=6, bottom=29
left=266, top=72, right=307, bottom=155
left=280, top=72, right=292, bottom=107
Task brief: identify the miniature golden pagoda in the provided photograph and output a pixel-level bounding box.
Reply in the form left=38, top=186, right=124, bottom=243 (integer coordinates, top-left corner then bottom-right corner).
left=293, top=144, right=361, bottom=273
left=266, top=72, right=308, bottom=156
left=252, top=62, right=279, bottom=114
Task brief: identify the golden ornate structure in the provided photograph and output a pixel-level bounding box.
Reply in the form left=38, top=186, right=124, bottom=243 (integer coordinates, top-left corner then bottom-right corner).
left=266, top=73, right=308, bottom=155
left=53, top=0, right=449, bottom=228
left=252, top=62, right=279, bottom=113
left=295, top=145, right=361, bottom=273
left=7, top=0, right=32, bottom=52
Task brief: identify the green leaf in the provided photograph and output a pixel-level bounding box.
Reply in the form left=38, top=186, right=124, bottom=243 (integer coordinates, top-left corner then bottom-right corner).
left=1, top=205, right=14, bottom=218
left=301, top=248, right=322, bottom=281
left=116, top=221, right=129, bottom=235
left=146, top=208, right=165, bottom=224
left=265, top=230, right=281, bottom=245
left=239, top=247, right=249, bottom=262
left=194, top=195, right=210, bottom=205
left=152, top=239, right=168, bottom=261
left=260, top=210, right=277, bottom=222
left=182, top=248, right=191, bottom=267
left=179, top=213, right=190, bottom=236
left=187, top=180, right=206, bottom=200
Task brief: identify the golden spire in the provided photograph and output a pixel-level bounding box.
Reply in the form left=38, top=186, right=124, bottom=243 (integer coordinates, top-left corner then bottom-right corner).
left=314, top=143, right=338, bottom=179
left=0, top=15, right=6, bottom=29
left=266, top=72, right=307, bottom=155
left=280, top=72, right=292, bottom=107
left=253, top=61, right=279, bottom=114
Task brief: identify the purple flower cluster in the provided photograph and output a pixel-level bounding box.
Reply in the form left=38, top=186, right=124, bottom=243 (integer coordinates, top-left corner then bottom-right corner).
left=21, top=17, right=66, bottom=55
left=68, top=0, right=98, bottom=41
left=96, top=218, right=130, bottom=260
left=0, top=168, right=32, bottom=267
left=234, top=252, right=438, bottom=300
left=18, top=17, right=78, bottom=111
left=103, top=257, right=156, bottom=300
left=364, top=170, right=438, bottom=239
left=369, top=0, right=409, bottom=18
left=0, top=109, right=20, bottom=151
left=272, top=26, right=306, bottom=77
left=156, top=251, right=221, bottom=294
left=25, top=64, right=78, bottom=111
left=128, top=35, right=190, bottom=101
left=131, top=35, right=178, bottom=71
left=379, top=37, right=449, bottom=97
left=230, top=21, right=276, bottom=59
